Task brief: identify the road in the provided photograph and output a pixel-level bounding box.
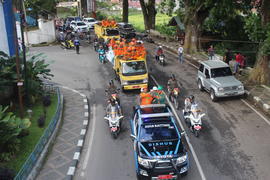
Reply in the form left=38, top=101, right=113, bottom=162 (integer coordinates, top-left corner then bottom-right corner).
left=31, top=39, right=270, bottom=180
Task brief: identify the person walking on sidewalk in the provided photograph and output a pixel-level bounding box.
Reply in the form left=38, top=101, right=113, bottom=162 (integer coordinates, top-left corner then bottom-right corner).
left=178, top=45, right=184, bottom=63
left=223, top=48, right=232, bottom=65
left=208, top=45, right=215, bottom=60
left=233, top=52, right=244, bottom=75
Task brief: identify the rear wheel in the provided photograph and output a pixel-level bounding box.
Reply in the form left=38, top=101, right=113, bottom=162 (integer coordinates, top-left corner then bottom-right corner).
left=195, top=130, right=199, bottom=137
left=198, top=79, right=204, bottom=91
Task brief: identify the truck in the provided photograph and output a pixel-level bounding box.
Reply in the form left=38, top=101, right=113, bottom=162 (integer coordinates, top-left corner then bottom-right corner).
left=94, top=22, right=120, bottom=41
left=113, top=55, right=148, bottom=91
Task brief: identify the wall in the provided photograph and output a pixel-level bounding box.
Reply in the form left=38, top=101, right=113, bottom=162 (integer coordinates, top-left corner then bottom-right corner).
left=24, top=19, right=56, bottom=45
left=0, top=2, right=9, bottom=55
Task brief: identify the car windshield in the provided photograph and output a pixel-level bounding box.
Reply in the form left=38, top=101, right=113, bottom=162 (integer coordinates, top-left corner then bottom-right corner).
left=122, top=61, right=147, bottom=76
left=211, top=67, right=232, bottom=78
left=124, top=24, right=133, bottom=29
left=106, top=29, right=119, bottom=36
left=88, top=19, right=95, bottom=22
left=77, top=22, right=86, bottom=26
left=139, top=123, right=178, bottom=142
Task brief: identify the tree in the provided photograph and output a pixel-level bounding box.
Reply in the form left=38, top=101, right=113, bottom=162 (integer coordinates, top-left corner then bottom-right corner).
left=24, top=0, right=56, bottom=19
left=122, top=0, right=129, bottom=23
left=246, top=0, right=270, bottom=85
left=158, top=0, right=176, bottom=16
left=180, top=0, right=252, bottom=54
left=139, top=0, right=157, bottom=30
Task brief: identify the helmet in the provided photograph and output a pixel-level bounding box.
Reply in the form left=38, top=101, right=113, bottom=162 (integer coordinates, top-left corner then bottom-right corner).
left=152, top=86, right=158, bottom=91
left=171, top=74, right=175, bottom=79
left=189, top=95, right=195, bottom=102
left=159, top=46, right=162, bottom=49
left=109, top=80, right=114, bottom=85
left=157, top=85, right=163, bottom=90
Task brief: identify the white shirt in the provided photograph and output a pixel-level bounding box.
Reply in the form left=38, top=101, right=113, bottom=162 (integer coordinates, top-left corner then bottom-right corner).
left=178, top=46, right=183, bottom=54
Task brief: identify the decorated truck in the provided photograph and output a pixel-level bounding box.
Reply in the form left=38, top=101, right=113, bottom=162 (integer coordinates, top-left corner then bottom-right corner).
left=94, top=20, right=120, bottom=41
left=106, top=39, right=149, bottom=91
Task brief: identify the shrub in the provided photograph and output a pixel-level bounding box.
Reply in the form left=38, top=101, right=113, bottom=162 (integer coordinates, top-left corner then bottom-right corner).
left=156, top=23, right=177, bottom=37
left=0, top=167, right=16, bottom=180
left=37, top=115, right=45, bottom=128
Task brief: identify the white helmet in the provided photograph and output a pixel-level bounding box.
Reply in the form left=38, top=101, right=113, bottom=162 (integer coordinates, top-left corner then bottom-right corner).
left=152, top=86, right=158, bottom=91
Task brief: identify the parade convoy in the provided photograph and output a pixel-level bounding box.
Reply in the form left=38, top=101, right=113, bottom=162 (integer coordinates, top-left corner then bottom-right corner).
left=95, top=20, right=189, bottom=179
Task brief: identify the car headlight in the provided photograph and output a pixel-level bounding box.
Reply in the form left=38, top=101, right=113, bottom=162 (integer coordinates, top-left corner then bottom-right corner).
left=218, top=87, right=224, bottom=91
left=176, top=154, right=187, bottom=164
left=238, top=85, right=244, bottom=90
left=143, top=78, right=148, bottom=83
left=121, top=80, right=128, bottom=85
left=138, top=156, right=154, bottom=168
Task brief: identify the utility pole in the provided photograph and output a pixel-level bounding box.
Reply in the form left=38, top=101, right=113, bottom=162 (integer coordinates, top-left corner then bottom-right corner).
left=20, top=0, right=28, bottom=106
left=13, top=15, right=24, bottom=118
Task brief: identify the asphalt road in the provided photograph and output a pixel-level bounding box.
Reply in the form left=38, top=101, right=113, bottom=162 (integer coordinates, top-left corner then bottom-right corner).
left=30, top=39, right=270, bottom=180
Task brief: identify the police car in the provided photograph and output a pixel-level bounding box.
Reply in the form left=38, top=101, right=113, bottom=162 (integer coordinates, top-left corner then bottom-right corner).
left=130, top=104, right=189, bottom=180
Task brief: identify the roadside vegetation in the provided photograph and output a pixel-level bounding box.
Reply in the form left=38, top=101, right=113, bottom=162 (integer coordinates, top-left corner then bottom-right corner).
left=0, top=51, right=55, bottom=177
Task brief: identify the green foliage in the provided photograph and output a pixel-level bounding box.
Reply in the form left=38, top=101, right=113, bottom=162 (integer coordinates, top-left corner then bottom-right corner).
left=0, top=52, right=17, bottom=86
left=25, top=0, right=56, bottom=18
left=156, top=23, right=177, bottom=36
left=158, top=0, right=176, bottom=16
left=261, top=30, right=270, bottom=55
left=24, top=53, right=54, bottom=104
left=0, top=106, right=31, bottom=161
left=244, top=14, right=266, bottom=42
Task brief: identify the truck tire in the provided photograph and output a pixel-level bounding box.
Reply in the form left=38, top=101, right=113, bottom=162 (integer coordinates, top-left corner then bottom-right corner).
left=198, top=79, right=204, bottom=91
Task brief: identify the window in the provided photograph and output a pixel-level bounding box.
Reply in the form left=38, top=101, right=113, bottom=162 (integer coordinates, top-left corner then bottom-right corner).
left=134, top=113, right=139, bottom=135
left=205, top=69, right=210, bottom=77
left=199, top=64, right=204, bottom=72
left=211, top=67, right=232, bottom=78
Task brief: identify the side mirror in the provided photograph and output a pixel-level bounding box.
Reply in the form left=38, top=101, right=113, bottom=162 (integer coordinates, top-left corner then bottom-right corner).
left=130, top=134, right=136, bottom=140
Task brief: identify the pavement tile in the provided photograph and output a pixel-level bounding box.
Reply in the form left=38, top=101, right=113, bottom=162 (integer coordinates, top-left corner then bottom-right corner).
left=37, top=170, right=64, bottom=180
left=54, top=142, right=73, bottom=153
left=50, top=155, right=70, bottom=168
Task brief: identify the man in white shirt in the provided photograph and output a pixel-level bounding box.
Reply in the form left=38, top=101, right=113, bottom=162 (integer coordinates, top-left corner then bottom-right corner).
left=178, top=45, right=184, bottom=63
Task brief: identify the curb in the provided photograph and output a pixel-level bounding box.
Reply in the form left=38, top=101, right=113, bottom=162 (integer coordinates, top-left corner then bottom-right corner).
left=27, top=89, right=64, bottom=180
left=153, top=40, right=270, bottom=116
left=61, top=86, right=90, bottom=180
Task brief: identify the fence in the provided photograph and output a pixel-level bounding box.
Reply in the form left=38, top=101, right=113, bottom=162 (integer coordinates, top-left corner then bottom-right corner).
left=14, top=86, right=62, bottom=180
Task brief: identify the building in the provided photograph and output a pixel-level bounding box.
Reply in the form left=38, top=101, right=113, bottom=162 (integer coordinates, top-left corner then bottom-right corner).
left=0, top=0, right=16, bottom=56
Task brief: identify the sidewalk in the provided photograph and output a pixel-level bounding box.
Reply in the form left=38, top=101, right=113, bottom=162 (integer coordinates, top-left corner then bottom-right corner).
left=36, top=88, right=89, bottom=180
left=151, top=35, right=270, bottom=116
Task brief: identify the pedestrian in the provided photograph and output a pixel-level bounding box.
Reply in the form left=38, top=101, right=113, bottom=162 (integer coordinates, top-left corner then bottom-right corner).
left=178, top=45, right=184, bottom=63
left=208, top=45, right=215, bottom=60
left=74, top=37, right=80, bottom=54
left=233, top=52, right=244, bottom=74
left=223, top=48, right=232, bottom=65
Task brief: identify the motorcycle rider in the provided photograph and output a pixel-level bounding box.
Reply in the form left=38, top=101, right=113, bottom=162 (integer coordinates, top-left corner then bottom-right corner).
left=106, top=98, right=122, bottom=117
left=184, top=95, right=196, bottom=115
left=155, top=46, right=164, bottom=62
left=98, top=45, right=105, bottom=63
left=74, top=37, right=80, bottom=54
left=167, top=74, right=179, bottom=100
left=106, top=80, right=120, bottom=105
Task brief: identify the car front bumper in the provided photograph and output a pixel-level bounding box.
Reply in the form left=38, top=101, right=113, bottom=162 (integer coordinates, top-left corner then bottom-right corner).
left=215, top=89, right=245, bottom=97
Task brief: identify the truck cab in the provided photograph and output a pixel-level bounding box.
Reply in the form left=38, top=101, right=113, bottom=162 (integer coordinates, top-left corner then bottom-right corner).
left=114, top=56, right=148, bottom=91
left=94, top=23, right=120, bottom=41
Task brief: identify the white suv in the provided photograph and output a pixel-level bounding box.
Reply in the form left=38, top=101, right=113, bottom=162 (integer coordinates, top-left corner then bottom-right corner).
left=197, top=60, right=245, bottom=101
left=70, top=21, right=88, bottom=32
left=83, top=18, right=97, bottom=29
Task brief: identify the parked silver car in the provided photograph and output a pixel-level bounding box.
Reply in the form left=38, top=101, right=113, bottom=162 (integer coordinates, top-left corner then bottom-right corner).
left=197, top=60, right=245, bottom=101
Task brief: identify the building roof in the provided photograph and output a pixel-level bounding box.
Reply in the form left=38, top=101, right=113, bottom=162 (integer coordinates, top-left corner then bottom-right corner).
left=168, top=16, right=185, bottom=30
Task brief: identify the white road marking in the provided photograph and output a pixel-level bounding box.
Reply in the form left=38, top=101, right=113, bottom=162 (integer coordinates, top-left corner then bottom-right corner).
left=84, top=105, right=89, bottom=109
left=151, top=75, right=206, bottom=180
left=83, top=99, right=88, bottom=103
left=77, top=139, right=84, bottom=147
left=67, top=166, right=75, bottom=175
left=80, top=129, right=86, bottom=135
left=241, top=99, right=270, bottom=126
left=73, top=152, right=80, bottom=160
left=84, top=112, right=89, bottom=117
left=82, top=104, right=96, bottom=170
left=83, top=120, right=88, bottom=125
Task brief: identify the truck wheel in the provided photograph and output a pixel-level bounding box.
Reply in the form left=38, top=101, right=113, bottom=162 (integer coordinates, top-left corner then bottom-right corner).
left=198, top=79, right=204, bottom=91
left=210, top=89, right=217, bottom=102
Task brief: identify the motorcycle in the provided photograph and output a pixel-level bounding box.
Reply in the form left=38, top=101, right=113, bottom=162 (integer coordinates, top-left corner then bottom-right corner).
left=158, top=54, right=165, bottom=66
left=183, top=106, right=205, bottom=137
left=169, top=88, right=180, bottom=109
left=60, top=40, right=74, bottom=49
left=94, top=41, right=99, bottom=51
left=104, top=105, right=124, bottom=139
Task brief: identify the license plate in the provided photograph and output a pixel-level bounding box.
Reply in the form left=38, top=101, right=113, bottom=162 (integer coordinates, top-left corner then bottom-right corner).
left=194, top=125, right=202, bottom=130
left=158, top=174, right=173, bottom=179
left=132, top=86, right=140, bottom=89
left=111, top=127, right=117, bottom=132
